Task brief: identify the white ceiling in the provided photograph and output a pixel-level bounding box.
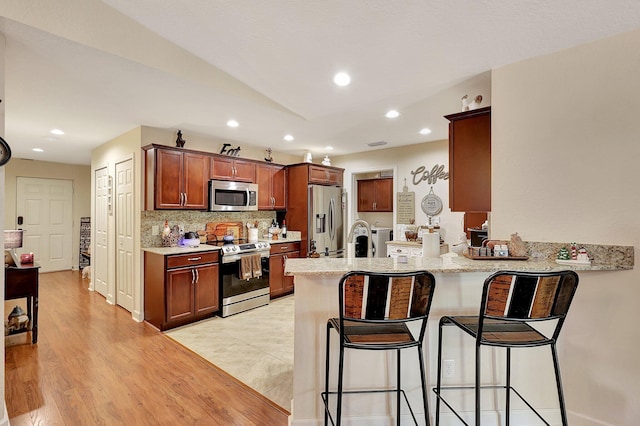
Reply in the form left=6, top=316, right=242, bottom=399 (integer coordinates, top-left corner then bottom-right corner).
left=2, top=0, right=640, bottom=165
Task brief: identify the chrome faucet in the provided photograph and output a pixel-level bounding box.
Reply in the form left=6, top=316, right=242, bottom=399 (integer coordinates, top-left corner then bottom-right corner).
left=347, top=219, right=373, bottom=258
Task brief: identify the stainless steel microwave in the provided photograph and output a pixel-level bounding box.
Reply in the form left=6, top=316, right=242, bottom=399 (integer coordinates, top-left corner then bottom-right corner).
left=208, top=180, right=258, bottom=211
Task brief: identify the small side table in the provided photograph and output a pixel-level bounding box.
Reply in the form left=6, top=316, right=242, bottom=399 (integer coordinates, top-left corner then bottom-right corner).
left=5, top=261, right=40, bottom=344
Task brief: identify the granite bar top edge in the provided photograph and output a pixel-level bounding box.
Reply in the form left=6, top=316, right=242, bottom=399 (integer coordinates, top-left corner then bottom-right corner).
left=285, top=254, right=632, bottom=276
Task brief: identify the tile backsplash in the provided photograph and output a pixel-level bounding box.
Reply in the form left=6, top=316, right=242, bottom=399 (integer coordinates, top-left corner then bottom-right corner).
left=141, top=210, right=277, bottom=248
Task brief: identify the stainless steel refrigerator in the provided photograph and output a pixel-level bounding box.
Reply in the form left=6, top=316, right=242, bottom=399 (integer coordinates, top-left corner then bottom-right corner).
left=308, top=185, right=344, bottom=257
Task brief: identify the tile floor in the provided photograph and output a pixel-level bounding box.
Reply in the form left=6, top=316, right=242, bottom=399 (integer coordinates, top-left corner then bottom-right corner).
left=165, top=295, right=294, bottom=410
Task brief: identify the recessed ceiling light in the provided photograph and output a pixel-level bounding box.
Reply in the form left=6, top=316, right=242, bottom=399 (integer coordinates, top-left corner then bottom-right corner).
left=226, top=120, right=239, bottom=128
left=333, top=72, right=351, bottom=87
left=325, top=146, right=334, bottom=151
left=284, top=134, right=294, bottom=142
left=385, top=110, right=400, bottom=119
left=419, top=128, right=432, bottom=135
left=50, top=129, right=64, bottom=135
left=32, top=148, right=44, bottom=152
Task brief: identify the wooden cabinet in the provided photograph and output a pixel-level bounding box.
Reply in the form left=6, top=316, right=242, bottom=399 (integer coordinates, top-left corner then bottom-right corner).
left=210, top=155, right=256, bottom=182
left=357, top=178, right=393, bottom=212
left=307, top=164, right=343, bottom=186
left=144, top=250, right=219, bottom=331
left=256, top=163, right=286, bottom=210
left=445, top=106, right=491, bottom=212
left=269, top=241, right=300, bottom=298
left=143, top=144, right=210, bottom=210
left=285, top=163, right=344, bottom=257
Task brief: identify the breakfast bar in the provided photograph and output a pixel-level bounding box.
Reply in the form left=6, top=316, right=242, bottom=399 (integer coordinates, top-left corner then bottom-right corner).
left=284, top=247, right=633, bottom=425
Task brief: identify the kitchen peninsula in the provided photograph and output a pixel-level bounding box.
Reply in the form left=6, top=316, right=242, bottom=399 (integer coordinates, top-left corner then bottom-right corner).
left=284, top=245, right=633, bottom=424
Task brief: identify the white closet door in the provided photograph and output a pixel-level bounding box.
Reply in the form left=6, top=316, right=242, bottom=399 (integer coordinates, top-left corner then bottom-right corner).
left=115, top=158, right=134, bottom=312
left=94, top=167, right=109, bottom=297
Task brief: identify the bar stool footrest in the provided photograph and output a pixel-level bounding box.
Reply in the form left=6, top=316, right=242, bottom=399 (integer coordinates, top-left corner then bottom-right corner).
left=321, top=388, right=420, bottom=426
left=432, top=385, right=553, bottom=426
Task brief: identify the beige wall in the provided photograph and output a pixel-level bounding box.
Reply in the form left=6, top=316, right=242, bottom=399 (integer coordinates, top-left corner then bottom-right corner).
left=492, top=29, right=640, bottom=424
left=91, top=126, right=142, bottom=317
left=3, top=159, right=91, bottom=270
left=141, top=125, right=300, bottom=165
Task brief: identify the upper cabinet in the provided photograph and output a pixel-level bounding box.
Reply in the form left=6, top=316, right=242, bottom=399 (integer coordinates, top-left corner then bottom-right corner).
left=256, top=163, right=287, bottom=210
left=307, top=164, right=343, bottom=186
left=357, top=178, right=393, bottom=212
left=210, top=156, right=256, bottom=182
left=445, top=106, right=491, bottom=212
left=144, top=144, right=209, bottom=210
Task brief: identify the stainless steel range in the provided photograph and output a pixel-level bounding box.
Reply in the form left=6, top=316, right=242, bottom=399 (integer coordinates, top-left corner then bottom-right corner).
left=209, top=239, right=271, bottom=317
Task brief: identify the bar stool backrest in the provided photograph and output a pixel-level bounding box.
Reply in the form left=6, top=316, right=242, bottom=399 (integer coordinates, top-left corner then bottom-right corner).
left=339, top=270, right=436, bottom=342
left=480, top=270, right=580, bottom=340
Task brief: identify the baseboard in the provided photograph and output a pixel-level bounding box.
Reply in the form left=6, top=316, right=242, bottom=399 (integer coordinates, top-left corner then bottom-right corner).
left=568, top=410, right=615, bottom=426
left=0, top=400, right=9, bottom=426
left=289, top=408, right=562, bottom=426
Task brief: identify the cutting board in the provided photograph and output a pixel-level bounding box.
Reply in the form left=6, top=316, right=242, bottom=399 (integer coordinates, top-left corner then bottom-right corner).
left=205, top=221, right=244, bottom=242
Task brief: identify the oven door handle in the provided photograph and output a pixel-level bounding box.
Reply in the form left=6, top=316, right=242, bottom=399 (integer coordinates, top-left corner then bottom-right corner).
left=246, top=188, right=250, bottom=208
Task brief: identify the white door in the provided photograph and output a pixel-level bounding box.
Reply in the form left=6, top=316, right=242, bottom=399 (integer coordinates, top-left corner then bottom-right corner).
left=16, top=177, right=73, bottom=272
left=115, top=159, right=134, bottom=312
left=94, top=167, right=109, bottom=297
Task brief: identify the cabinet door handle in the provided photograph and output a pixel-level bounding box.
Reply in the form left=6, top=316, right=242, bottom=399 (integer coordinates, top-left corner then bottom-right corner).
left=191, top=269, right=196, bottom=284
left=187, top=257, right=202, bottom=262
left=195, top=269, right=199, bottom=283
left=283, top=255, right=288, bottom=267
left=184, top=192, right=188, bottom=206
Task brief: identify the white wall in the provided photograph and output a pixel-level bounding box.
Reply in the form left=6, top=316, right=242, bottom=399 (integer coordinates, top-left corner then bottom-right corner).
left=334, top=139, right=466, bottom=246
left=0, top=32, right=8, bottom=426
left=492, top=29, right=640, bottom=425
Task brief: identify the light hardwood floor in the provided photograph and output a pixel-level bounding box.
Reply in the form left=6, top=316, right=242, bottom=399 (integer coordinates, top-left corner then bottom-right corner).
left=5, top=270, right=289, bottom=425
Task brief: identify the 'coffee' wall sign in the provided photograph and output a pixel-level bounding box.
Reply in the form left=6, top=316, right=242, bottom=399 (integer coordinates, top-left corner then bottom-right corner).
left=411, top=164, right=449, bottom=186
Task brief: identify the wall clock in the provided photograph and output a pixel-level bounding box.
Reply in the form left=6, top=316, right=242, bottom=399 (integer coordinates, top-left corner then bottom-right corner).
left=0, top=136, right=11, bottom=166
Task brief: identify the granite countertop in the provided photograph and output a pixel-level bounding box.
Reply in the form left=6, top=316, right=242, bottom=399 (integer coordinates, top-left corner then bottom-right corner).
left=386, top=240, right=424, bottom=246
left=285, top=252, right=632, bottom=276
left=142, top=245, right=221, bottom=255
left=260, top=237, right=302, bottom=243
left=142, top=235, right=301, bottom=255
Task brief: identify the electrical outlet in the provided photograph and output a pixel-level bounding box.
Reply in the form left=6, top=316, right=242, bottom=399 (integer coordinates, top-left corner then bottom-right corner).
left=444, top=359, right=455, bottom=378
left=152, top=225, right=159, bottom=236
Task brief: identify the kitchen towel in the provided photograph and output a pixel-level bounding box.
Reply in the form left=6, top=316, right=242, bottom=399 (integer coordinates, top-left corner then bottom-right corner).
left=240, top=256, right=252, bottom=280
left=251, top=254, right=262, bottom=279
left=422, top=232, right=440, bottom=258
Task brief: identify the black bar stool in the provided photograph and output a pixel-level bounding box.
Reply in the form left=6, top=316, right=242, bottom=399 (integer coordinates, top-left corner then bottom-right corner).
left=322, top=270, right=437, bottom=426
left=433, top=270, right=579, bottom=425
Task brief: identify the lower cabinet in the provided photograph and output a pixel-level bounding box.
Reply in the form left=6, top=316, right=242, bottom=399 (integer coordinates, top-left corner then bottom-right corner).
left=269, top=241, right=300, bottom=298
left=144, top=250, right=220, bottom=331
left=387, top=242, right=449, bottom=258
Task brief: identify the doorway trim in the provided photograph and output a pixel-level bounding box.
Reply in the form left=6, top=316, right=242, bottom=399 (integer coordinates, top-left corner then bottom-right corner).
left=345, top=164, right=398, bottom=232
